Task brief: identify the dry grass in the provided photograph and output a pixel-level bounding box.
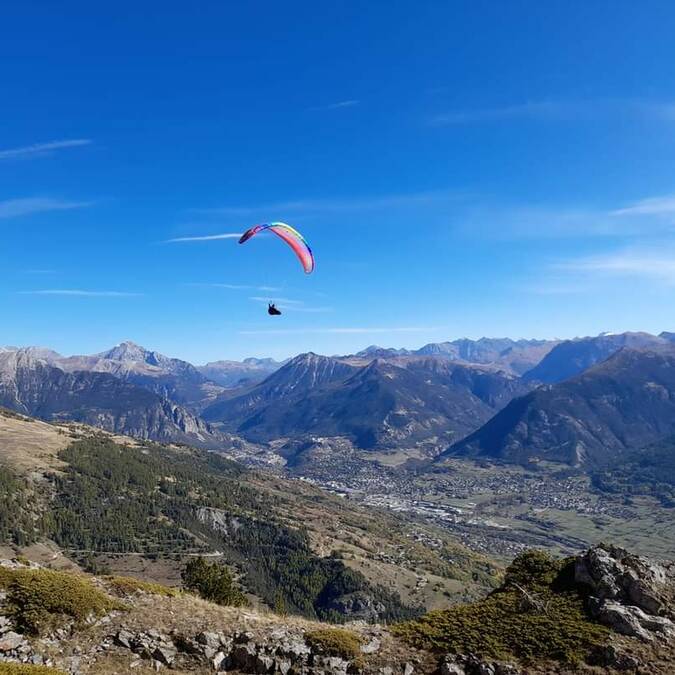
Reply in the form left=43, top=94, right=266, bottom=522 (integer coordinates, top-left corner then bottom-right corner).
left=103, top=575, right=180, bottom=598
left=0, top=412, right=69, bottom=474
left=0, top=664, right=65, bottom=674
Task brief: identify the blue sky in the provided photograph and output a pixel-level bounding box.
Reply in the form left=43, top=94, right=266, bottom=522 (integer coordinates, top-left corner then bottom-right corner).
left=2, top=1, right=675, bottom=362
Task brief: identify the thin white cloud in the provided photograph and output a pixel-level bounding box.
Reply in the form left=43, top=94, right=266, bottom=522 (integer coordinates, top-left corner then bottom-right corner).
left=186, top=283, right=282, bottom=292
left=309, top=100, right=359, bottom=111
left=459, top=192, right=675, bottom=240
left=611, top=195, right=675, bottom=217
left=0, top=197, right=92, bottom=219
left=0, top=139, right=92, bottom=160
left=431, top=101, right=582, bottom=126
left=194, top=189, right=462, bottom=217
left=239, top=326, right=436, bottom=335
left=553, top=248, right=675, bottom=285
left=19, top=289, right=142, bottom=297
left=165, top=232, right=242, bottom=243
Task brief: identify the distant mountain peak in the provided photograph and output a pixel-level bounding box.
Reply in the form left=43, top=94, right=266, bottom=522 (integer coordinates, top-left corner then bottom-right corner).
left=98, top=340, right=155, bottom=363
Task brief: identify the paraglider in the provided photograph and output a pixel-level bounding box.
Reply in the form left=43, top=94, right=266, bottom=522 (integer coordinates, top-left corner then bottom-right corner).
left=239, top=222, right=315, bottom=274
left=239, top=222, right=314, bottom=316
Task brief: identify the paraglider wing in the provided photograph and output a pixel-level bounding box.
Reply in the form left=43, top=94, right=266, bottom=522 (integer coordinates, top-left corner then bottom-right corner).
left=238, top=222, right=314, bottom=274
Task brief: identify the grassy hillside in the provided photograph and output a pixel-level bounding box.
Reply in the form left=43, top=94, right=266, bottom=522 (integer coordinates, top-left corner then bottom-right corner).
left=0, top=410, right=498, bottom=620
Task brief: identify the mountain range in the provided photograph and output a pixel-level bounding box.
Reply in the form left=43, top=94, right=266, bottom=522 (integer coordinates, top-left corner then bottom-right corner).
left=447, top=344, right=675, bottom=466
left=3, top=331, right=675, bottom=470
left=203, top=353, right=532, bottom=448
left=0, top=347, right=224, bottom=448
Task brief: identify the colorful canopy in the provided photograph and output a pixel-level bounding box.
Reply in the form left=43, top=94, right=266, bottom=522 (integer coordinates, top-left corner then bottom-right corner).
left=239, top=222, right=315, bottom=274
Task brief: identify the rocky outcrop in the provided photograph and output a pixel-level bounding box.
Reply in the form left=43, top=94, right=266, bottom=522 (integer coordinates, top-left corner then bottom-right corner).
left=575, top=544, right=675, bottom=640
left=108, top=626, right=398, bottom=673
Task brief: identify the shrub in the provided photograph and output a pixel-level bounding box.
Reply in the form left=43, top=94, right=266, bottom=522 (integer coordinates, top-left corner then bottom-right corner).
left=181, top=557, right=247, bottom=607
left=393, top=550, right=608, bottom=665
left=104, top=575, right=179, bottom=598
left=5, top=568, right=124, bottom=634
left=305, top=628, right=363, bottom=661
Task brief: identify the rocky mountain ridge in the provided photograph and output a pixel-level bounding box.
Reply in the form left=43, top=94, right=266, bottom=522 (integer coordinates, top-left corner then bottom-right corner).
left=0, top=349, right=226, bottom=449
left=203, top=353, right=532, bottom=450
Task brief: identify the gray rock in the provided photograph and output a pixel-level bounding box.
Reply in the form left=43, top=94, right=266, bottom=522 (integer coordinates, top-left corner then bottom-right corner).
left=596, top=600, right=675, bottom=640
left=0, top=631, right=25, bottom=652
left=493, top=665, right=521, bottom=675
left=313, top=655, right=350, bottom=673
left=153, top=643, right=177, bottom=666
left=360, top=636, right=381, bottom=654
left=256, top=653, right=275, bottom=673
left=440, top=656, right=466, bottom=675
left=403, top=663, right=414, bottom=675
left=276, top=657, right=292, bottom=674
left=198, top=631, right=223, bottom=649
left=115, top=629, right=134, bottom=649
left=575, top=545, right=669, bottom=615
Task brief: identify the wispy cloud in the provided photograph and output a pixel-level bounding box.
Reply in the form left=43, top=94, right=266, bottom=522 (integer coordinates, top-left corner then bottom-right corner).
left=309, top=100, right=359, bottom=112
left=459, top=192, right=675, bottom=240
left=19, top=289, right=142, bottom=297
left=239, top=326, right=436, bottom=335
left=0, top=197, right=92, bottom=219
left=186, top=283, right=281, bottom=292
left=611, top=195, right=675, bottom=218
left=554, top=249, right=675, bottom=285
left=164, top=232, right=242, bottom=243
left=431, top=101, right=582, bottom=126
left=194, top=189, right=462, bottom=217
left=0, top=139, right=92, bottom=161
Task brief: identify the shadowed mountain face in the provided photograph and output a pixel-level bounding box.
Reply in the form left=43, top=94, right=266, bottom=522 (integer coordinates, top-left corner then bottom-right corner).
left=0, top=349, right=225, bottom=448
left=522, top=332, right=668, bottom=384
left=445, top=347, right=675, bottom=467
left=203, top=353, right=532, bottom=449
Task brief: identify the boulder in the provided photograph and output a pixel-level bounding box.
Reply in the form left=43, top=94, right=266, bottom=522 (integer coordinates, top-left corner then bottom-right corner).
left=596, top=600, right=675, bottom=641
left=575, top=544, right=669, bottom=615
left=0, top=630, right=26, bottom=652
left=360, top=636, right=381, bottom=654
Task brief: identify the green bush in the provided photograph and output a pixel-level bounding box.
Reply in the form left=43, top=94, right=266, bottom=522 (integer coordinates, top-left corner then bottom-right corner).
left=305, top=628, right=363, bottom=661
left=5, top=568, right=123, bottom=634
left=393, top=550, right=608, bottom=665
left=181, top=557, right=247, bottom=607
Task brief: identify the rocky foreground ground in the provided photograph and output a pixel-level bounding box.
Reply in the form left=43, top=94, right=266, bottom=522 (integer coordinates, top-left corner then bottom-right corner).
left=0, top=544, right=673, bottom=674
